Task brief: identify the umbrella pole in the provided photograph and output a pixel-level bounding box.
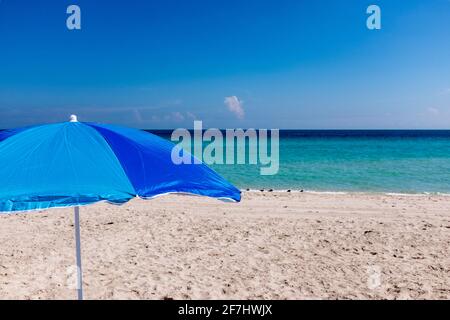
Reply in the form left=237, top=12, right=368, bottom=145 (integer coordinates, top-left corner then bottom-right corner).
left=74, top=206, right=83, bottom=300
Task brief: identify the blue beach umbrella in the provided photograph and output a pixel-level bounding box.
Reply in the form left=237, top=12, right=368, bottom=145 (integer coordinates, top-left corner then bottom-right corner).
left=0, top=115, right=240, bottom=299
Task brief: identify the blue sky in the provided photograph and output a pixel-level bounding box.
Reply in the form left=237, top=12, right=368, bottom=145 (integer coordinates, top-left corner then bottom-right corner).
left=0, top=0, right=449, bottom=129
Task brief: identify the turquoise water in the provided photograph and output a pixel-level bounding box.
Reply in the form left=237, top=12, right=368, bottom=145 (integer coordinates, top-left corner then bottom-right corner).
left=155, top=130, right=450, bottom=193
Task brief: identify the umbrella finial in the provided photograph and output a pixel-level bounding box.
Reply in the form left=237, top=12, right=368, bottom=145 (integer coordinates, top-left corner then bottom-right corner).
left=69, top=115, right=78, bottom=122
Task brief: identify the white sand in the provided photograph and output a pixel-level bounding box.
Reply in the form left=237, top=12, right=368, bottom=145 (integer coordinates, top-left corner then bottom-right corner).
left=0, top=191, right=449, bottom=300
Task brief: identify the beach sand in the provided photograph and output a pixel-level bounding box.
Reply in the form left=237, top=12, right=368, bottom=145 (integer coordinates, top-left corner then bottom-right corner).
left=0, top=191, right=449, bottom=300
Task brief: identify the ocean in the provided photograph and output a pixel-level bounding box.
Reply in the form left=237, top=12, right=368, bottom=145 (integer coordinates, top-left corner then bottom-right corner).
left=152, top=130, right=450, bottom=194
left=2, top=128, right=449, bottom=194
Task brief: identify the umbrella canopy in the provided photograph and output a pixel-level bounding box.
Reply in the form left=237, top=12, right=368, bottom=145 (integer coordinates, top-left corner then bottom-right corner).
left=0, top=116, right=241, bottom=300
left=0, top=117, right=241, bottom=212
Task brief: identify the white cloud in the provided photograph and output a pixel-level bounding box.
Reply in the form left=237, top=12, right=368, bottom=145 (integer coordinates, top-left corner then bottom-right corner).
left=132, top=108, right=144, bottom=123
left=427, top=107, right=440, bottom=116
left=166, top=99, right=183, bottom=106
left=164, top=111, right=185, bottom=122
left=224, top=96, right=245, bottom=120
left=186, top=112, right=196, bottom=120
left=438, top=88, right=450, bottom=96
left=150, top=115, right=160, bottom=122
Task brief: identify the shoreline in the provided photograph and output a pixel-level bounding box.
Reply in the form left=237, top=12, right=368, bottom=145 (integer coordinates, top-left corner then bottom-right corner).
left=242, top=188, right=450, bottom=197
